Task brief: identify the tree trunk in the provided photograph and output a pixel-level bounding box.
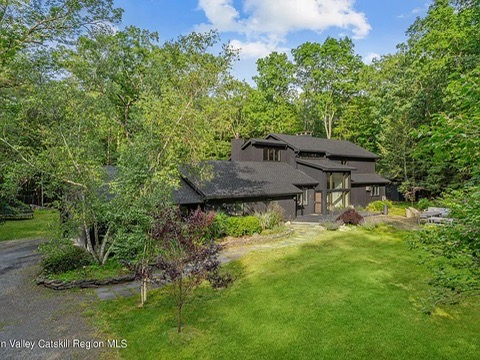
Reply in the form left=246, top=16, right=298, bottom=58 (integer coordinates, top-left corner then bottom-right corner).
left=177, top=304, right=183, bottom=333
left=140, top=278, right=147, bottom=306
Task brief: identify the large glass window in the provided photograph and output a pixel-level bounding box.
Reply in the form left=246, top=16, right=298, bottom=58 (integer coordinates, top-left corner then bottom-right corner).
left=263, top=148, right=281, bottom=161
left=327, top=172, right=351, bottom=210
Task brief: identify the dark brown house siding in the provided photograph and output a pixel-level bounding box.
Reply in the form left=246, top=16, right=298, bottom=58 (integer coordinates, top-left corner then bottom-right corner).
left=205, top=196, right=298, bottom=220
left=351, top=185, right=386, bottom=208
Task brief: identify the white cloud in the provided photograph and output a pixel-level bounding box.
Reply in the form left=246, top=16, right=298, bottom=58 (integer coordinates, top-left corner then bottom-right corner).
left=362, top=52, right=380, bottom=64
left=242, top=0, right=370, bottom=39
left=197, top=0, right=372, bottom=44
left=197, top=0, right=243, bottom=32
left=229, top=39, right=289, bottom=59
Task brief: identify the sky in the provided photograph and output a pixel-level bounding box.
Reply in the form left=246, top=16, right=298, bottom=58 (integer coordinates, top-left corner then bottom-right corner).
left=113, top=0, right=432, bottom=83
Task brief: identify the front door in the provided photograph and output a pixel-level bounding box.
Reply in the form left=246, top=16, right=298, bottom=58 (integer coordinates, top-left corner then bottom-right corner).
left=314, top=192, right=322, bottom=214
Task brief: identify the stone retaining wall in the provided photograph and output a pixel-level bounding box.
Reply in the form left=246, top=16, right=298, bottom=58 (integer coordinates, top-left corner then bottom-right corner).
left=36, top=274, right=136, bottom=290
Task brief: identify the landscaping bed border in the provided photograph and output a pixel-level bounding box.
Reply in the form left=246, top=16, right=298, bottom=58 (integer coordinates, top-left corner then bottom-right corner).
left=36, top=274, right=136, bottom=290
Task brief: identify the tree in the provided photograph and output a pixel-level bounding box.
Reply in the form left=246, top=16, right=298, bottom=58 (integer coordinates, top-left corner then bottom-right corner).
left=246, top=52, right=301, bottom=135
left=0, top=29, right=238, bottom=265
left=0, top=0, right=122, bottom=61
left=151, top=207, right=222, bottom=333
left=333, top=65, right=381, bottom=153
left=292, top=38, right=363, bottom=138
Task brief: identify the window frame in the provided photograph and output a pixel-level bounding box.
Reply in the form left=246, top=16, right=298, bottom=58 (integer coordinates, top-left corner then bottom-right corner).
left=263, top=147, right=281, bottom=162
left=371, top=185, right=380, bottom=197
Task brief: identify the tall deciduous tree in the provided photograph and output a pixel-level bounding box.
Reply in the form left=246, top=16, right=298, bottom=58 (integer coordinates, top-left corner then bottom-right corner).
left=292, top=37, right=363, bottom=138
left=246, top=52, right=300, bottom=135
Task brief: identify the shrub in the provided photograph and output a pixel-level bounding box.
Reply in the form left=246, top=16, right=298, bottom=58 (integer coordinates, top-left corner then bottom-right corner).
left=408, top=186, right=480, bottom=308
left=39, top=239, right=93, bottom=275
left=417, top=198, right=433, bottom=210
left=209, top=212, right=229, bottom=239
left=336, top=208, right=364, bottom=225
left=0, top=198, right=33, bottom=219
left=366, top=200, right=393, bottom=212
left=254, top=202, right=285, bottom=230
left=225, top=216, right=262, bottom=237
left=111, top=230, right=147, bottom=263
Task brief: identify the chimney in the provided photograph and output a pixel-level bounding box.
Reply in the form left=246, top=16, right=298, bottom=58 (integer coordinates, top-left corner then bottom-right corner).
left=230, top=136, right=245, bottom=161
left=296, top=131, right=312, bottom=136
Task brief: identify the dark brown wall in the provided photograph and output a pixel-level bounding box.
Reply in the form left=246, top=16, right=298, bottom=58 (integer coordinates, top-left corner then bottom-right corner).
left=351, top=185, right=385, bottom=208
left=231, top=139, right=245, bottom=161
left=348, top=160, right=376, bottom=173
left=235, top=143, right=288, bottom=163
left=285, top=148, right=297, bottom=167
left=206, top=196, right=298, bottom=220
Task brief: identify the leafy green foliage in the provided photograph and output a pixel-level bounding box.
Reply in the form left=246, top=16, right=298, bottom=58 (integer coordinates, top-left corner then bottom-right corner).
left=209, top=212, right=229, bottom=239
left=110, top=229, right=147, bottom=263
left=409, top=186, right=480, bottom=307
left=417, top=198, right=434, bottom=210
left=39, top=239, right=93, bottom=275
left=225, top=216, right=262, bottom=237
left=293, top=37, right=364, bottom=138
left=0, top=198, right=32, bottom=219
left=366, top=200, right=393, bottom=212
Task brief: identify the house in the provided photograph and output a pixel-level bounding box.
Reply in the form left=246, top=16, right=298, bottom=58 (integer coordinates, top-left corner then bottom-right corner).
left=176, top=133, right=389, bottom=220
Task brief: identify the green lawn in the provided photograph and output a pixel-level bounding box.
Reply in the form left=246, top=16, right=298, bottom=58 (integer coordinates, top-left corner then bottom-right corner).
left=0, top=209, right=59, bottom=241
left=96, top=227, right=480, bottom=360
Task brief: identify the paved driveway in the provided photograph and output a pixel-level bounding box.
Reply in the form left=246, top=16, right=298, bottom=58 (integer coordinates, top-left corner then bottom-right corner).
left=0, top=239, right=113, bottom=360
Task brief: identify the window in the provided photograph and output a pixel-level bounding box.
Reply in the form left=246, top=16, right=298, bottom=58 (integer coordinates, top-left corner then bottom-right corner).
left=326, top=172, right=351, bottom=210
left=371, top=185, right=380, bottom=197
left=341, top=160, right=348, bottom=166
left=263, top=148, right=281, bottom=161
left=297, top=188, right=308, bottom=207
left=327, top=172, right=351, bottom=190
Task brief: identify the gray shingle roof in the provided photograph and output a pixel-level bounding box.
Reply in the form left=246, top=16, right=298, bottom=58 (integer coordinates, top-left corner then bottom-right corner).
left=182, top=161, right=318, bottom=200
left=173, top=179, right=204, bottom=205
left=296, top=159, right=357, bottom=171
left=351, top=173, right=390, bottom=185
left=268, top=133, right=379, bottom=159
left=241, top=138, right=287, bottom=149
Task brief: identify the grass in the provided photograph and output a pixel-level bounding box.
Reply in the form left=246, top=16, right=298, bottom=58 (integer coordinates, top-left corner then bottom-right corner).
left=389, top=201, right=411, bottom=216
left=45, top=260, right=132, bottom=282
left=95, top=227, right=480, bottom=359
left=0, top=209, right=59, bottom=241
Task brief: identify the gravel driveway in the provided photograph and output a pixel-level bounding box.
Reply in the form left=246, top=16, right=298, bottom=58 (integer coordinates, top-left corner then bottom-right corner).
left=0, top=238, right=116, bottom=360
